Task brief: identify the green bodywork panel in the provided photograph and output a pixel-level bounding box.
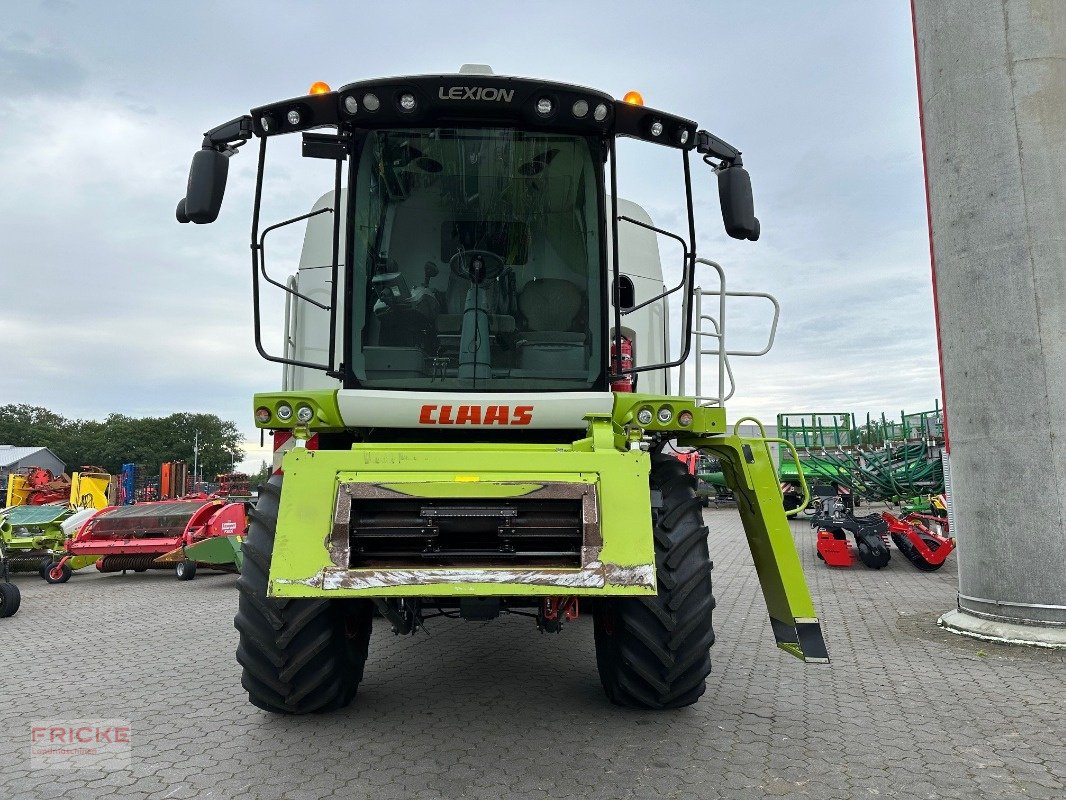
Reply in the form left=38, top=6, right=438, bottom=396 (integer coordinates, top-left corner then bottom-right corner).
left=181, top=535, right=244, bottom=571
left=262, top=391, right=827, bottom=662
left=779, top=456, right=849, bottom=483
left=253, top=390, right=345, bottom=432
left=270, top=415, right=656, bottom=599
left=1, top=506, right=69, bottom=564
left=679, top=430, right=826, bottom=661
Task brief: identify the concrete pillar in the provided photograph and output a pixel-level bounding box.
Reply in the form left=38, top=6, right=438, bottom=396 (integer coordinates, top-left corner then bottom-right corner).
left=912, top=0, right=1066, bottom=644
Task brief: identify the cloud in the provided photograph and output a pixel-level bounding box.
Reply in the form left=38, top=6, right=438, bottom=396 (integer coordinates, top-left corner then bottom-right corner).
left=0, top=35, right=86, bottom=99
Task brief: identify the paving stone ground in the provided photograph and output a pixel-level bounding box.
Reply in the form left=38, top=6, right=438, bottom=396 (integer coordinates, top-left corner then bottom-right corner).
left=2, top=505, right=1063, bottom=799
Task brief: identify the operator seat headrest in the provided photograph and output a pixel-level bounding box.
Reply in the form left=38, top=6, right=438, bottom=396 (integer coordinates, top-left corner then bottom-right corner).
left=519, top=278, right=583, bottom=331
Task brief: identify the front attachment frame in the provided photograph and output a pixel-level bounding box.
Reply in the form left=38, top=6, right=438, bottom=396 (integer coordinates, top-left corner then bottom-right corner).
left=679, top=424, right=829, bottom=664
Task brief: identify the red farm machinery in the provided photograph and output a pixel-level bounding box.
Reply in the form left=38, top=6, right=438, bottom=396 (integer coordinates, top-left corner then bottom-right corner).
left=60, top=498, right=247, bottom=580
left=812, top=495, right=954, bottom=571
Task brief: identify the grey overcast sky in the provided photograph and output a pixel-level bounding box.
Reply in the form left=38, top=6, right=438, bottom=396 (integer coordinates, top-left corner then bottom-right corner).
left=0, top=1, right=939, bottom=469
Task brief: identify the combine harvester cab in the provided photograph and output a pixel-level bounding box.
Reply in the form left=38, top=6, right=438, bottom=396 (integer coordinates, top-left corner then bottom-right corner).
left=65, top=499, right=246, bottom=581
left=177, top=66, right=828, bottom=713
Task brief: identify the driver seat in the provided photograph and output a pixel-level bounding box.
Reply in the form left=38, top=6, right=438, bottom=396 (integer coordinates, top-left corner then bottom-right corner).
left=516, top=278, right=587, bottom=372
left=436, top=268, right=515, bottom=336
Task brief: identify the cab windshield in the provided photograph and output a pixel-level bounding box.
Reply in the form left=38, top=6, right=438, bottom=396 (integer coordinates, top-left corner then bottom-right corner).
left=349, top=127, right=603, bottom=390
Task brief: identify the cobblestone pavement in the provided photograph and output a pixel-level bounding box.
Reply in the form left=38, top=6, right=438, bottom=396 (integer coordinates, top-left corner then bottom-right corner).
left=3, top=506, right=1063, bottom=799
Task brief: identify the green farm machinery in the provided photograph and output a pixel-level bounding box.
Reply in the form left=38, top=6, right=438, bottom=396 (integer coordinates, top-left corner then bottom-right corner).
left=177, top=66, right=829, bottom=714
left=0, top=505, right=100, bottom=584
left=778, top=405, right=946, bottom=511
left=1, top=506, right=78, bottom=582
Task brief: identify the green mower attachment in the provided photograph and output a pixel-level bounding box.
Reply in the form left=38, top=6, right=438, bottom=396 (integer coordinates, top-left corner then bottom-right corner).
left=156, top=535, right=244, bottom=573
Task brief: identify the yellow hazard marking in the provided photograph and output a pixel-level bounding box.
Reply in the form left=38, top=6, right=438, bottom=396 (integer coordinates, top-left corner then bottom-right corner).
left=454, top=476, right=481, bottom=482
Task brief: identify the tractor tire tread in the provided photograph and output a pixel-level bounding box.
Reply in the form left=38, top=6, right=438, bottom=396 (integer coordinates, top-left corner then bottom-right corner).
left=234, top=474, right=371, bottom=714
left=0, top=582, right=21, bottom=618
left=593, top=454, right=715, bottom=710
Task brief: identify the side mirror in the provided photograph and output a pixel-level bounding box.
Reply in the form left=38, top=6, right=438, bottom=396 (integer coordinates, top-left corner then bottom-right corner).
left=178, top=148, right=229, bottom=224
left=717, top=165, right=760, bottom=241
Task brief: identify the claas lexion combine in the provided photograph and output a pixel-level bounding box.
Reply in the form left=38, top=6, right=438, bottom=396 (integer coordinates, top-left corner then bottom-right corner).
left=177, top=66, right=828, bottom=713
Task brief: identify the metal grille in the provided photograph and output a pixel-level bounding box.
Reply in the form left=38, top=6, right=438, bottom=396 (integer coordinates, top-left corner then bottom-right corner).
left=941, top=450, right=957, bottom=537
left=333, top=482, right=599, bottom=570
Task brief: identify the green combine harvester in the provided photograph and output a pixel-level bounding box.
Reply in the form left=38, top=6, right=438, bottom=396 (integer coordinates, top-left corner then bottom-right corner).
left=177, top=66, right=826, bottom=714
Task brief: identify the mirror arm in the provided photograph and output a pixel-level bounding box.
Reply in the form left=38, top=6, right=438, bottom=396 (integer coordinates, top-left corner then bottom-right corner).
left=200, top=115, right=254, bottom=153
left=695, top=129, right=743, bottom=167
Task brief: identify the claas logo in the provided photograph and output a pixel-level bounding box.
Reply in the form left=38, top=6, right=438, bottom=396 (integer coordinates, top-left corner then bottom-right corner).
left=419, top=404, right=533, bottom=425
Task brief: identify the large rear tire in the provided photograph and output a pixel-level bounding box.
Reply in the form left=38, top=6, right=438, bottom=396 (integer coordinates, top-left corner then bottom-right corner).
left=593, top=454, right=716, bottom=709
left=234, top=476, right=372, bottom=714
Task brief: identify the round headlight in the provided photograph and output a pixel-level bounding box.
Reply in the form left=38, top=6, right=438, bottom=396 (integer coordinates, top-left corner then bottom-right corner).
left=536, top=97, right=553, bottom=116
left=363, top=93, right=380, bottom=112
left=296, top=405, right=314, bottom=424
left=286, top=109, right=301, bottom=126
left=572, top=99, right=589, bottom=118
left=399, top=93, right=416, bottom=112
left=343, top=95, right=358, bottom=114
left=593, top=103, right=608, bottom=121
left=255, top=406, right=272, bottom=424
left=657, top=406, right=673, bottom=424
left=678, top=410, right=694, bottom=427
left=636, top=408, right=654, bottom=426
left=276, top=403, right=293, bottom=422
left=650, top=120, right=664, bottom=137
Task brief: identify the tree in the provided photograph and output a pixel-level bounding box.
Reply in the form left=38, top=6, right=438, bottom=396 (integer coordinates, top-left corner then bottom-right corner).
left=0, top=405, right=75, bottom=460
left=0, top=404, right=245, bottom=478
left=251, top=460, right=272, bottom=487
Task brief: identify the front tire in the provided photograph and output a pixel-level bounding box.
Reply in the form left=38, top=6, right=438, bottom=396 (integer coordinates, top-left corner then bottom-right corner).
left=593, top=454, right=716, bottom=709
left=175, top=560, right=197, bottom=581
left=234, top=476, right=372, bottom=714
left=42, top=561, right=72, bottom=584
left=0, top=582, right=21, bottom=618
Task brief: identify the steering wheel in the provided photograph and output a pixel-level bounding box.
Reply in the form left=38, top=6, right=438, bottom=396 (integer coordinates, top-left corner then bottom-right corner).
left=448, top=249, right=505, bottom=285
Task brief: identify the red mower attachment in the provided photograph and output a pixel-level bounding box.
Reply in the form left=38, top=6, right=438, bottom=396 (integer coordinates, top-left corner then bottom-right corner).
left=67, top=499, right=247, bottom=580
left=882, top=511, right=955, bottom=572
left=815, top=529, right=855, bottom=567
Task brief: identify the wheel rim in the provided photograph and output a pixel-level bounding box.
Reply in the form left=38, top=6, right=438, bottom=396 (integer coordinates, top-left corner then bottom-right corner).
left=50, top=567, right=63, bottom=581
